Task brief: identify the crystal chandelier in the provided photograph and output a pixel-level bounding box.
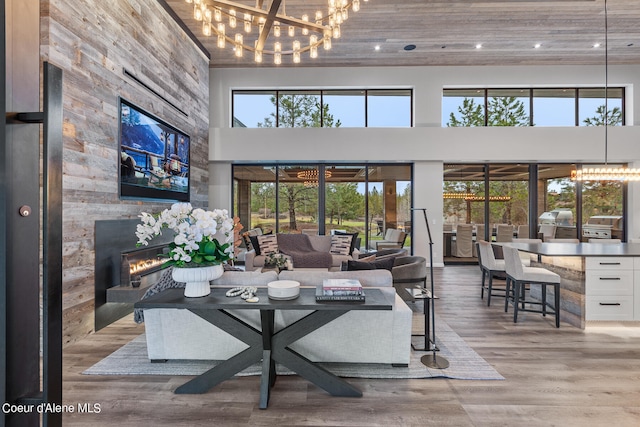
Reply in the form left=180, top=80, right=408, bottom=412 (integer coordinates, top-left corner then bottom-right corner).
left=571, top=0, right=640, bottom=182
left=185, top=0, right=367, bottom=64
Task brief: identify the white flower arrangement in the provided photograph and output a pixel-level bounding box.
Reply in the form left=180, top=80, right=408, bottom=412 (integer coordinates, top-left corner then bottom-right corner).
left=136, top=202, right=235, bottom=268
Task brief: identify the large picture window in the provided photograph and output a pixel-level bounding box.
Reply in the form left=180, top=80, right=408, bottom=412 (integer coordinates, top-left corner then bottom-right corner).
left=233, top=164, right=413, bottom=252
left=443, top=163, right=627, bottom=263
left=232, top=89, right=413, bottom=128
left=443, top=87, right=625, bottom=127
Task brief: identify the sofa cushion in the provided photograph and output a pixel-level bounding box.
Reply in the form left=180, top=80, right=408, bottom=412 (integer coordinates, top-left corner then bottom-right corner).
left=211, top=270, right=279, bottom=286
left=307, top=235, right=332, bottom=252
left=278, top=234, right=333, bottom=268
left=278, top=269, right=392, bottom=288
left=330, top=235, right=352, bottom=256
left=257, top=234, right=279, bottom=255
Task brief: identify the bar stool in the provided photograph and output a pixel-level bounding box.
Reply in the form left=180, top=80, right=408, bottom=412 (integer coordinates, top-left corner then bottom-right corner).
left=476, top=241, right=506, bottom=306
left=502, top=245, right=561, bottom=327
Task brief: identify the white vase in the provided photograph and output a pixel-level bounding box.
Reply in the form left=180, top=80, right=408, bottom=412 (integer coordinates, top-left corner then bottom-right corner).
left=172, top=264, right=224, bottom=298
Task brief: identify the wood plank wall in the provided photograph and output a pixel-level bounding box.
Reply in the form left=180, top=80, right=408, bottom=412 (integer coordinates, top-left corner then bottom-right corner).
left=40, top=0, right=210, bottom=346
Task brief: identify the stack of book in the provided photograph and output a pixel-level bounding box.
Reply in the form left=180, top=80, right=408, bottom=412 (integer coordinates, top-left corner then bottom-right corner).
left=316, top=279, right=365, bottom=302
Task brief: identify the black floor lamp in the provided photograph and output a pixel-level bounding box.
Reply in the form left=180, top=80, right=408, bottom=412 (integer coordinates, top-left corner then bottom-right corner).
left=412, top=208, right=449, bottom=369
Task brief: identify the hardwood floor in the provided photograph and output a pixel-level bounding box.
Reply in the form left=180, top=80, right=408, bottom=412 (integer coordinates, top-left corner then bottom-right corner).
left=62, top=266, right=640, bottom=426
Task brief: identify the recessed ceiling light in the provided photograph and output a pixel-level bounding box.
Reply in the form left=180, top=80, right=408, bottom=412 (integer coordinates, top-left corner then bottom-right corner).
left=374, top=45, right=381, bottom=51
left=534, top=43, right=542, bottom=49
left=475, top=44, right=482, bottom=49
left=593, top=43, right=601, bottom=48
left=404, top=44, right=416, bottom=51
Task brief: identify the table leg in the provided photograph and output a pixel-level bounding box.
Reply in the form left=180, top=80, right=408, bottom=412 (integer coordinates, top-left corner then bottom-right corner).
left=271, top=310, right=362, bottom=397
left=274, top=347, right=361, bottom=397
left=411, top=289, right=436, bottom=352
left=176, top=346, right=262, bottom=394
left=176, top=308, right=262, bottom=394
left=259, top=310, right=275, bottom=409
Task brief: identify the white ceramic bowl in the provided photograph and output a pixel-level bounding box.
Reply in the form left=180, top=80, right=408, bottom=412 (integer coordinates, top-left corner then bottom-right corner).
left=267, top=280, right=300, bottom=300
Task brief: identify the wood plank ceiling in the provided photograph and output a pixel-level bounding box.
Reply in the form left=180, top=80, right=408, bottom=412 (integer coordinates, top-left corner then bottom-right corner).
left=165, top=0, right=640, bottom=68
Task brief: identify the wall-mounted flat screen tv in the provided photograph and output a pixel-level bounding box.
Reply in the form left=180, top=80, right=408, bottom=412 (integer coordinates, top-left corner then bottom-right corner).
left=119, top=98, right=190, bottom=202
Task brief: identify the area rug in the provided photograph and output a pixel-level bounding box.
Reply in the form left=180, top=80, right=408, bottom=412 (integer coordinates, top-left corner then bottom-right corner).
left=83, top=313, right=503, bottom=381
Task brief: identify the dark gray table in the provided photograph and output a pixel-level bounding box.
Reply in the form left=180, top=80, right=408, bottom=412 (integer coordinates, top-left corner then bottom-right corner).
left=135, top=287, right=392, bottom=409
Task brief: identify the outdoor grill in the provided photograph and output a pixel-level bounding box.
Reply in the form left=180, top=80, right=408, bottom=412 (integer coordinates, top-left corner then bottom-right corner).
left=582, top=215, right=623, bottom=240
left=538, top=209, right=573, bottom=226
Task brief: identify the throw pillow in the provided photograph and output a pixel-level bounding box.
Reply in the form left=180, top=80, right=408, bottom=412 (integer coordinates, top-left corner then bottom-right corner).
left=242, top=233, right=253, bottom=251
left=257, top=234, right=279, bottom=256
left=346, top=257, right=394, bottom=272
left=330, top=235, right=352, bottom=256
left=341, top=254, right=375, bottom=271
left=346, top=260, right=375, bottom=271
left=249, top=231, right=271, bottom=255
left=334, top=231, right=359, bottom=255
left=249, top=235, right=261, bottom=255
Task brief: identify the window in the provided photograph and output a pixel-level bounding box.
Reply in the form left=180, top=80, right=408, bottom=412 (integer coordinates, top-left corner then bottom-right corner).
left=277, top=166, right=320, bottom=233
left=367, top=89, right=413, bottom=127
left=532, top=89, right=576, bottom=126
left=233, top=163, right=413, bottom=251
left=442, top=87, right=624, bottom=127
left=442, top=163, right=627, bottom=261
left=323, top=90, right=365, bottom=127
left=232, top=91, right=276, bottom=128
left=276, top=91, right=322, bottom=128
left=232, top=89, right=413, bottom=128
left=486, top=89, right=531, bottom=127
left=579, top=88, right=624, bottom=126
left=443, top=89, right=485, bottom=127
left=539, top=164, right=578, bottom=239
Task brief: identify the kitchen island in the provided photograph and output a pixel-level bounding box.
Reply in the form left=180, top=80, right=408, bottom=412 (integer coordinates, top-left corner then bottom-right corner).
left=506, top=242, right=640, bottom=328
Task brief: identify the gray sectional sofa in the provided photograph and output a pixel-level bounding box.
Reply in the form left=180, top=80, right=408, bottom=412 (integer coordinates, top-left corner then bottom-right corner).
left=141, top=269, right=412, bottom=366
left=244, top=234, right=359, bottom=271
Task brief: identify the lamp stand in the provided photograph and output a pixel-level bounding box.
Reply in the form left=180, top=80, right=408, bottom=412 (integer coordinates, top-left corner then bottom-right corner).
left=412, top=208, right=449, bottom=369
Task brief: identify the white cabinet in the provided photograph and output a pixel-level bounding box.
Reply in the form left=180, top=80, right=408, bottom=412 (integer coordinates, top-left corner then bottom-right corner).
left=585, top=257, right=635, bottom=321
left=634, top=258, right=640, bottom=321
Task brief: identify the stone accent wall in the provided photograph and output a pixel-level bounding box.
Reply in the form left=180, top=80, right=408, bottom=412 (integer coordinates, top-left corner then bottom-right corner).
left=40, top=0, right=210, bottom=345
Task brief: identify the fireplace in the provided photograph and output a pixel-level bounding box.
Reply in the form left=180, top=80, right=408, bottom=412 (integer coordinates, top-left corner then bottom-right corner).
left=94, top=219, right=173, bottom=330
left=120, top=246, right=168, bottom=287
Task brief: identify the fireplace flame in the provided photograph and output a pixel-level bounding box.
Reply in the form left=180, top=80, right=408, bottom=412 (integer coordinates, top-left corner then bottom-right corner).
left=130, top=257, right=165, bottom=275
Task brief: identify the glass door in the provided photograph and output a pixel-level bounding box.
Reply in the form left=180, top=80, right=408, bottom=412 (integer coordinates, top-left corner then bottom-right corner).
left=488, top=164, right=529, bottom=240
left=366, top=165, right=412, bottom=251
left=324, top=165, right=367, bottom=250
left=277, top=166, right=320, bottom=234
